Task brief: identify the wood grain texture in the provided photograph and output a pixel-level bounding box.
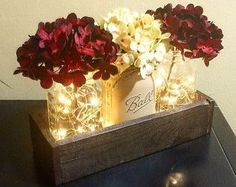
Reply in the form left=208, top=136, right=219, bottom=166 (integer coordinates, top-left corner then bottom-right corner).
left=29, top=91, right=214, bottom=185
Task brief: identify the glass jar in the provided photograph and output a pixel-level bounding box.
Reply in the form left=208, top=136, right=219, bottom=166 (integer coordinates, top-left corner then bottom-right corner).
left=47, top=78, right=102, bottom=141
left=154, top=51, right=196, bottom=112
left=101, top=66, right=156, bottom=127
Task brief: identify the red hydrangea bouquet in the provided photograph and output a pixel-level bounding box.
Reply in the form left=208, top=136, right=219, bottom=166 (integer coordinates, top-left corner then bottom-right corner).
left=147, top=3, right=223, bottom=66
left=14, top=13, right=119, bottom=140
left=14, top=13, right=118, bottom=89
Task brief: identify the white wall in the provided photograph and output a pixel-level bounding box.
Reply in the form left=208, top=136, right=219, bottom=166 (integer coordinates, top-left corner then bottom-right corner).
left=0, top=0, right=235, bottom=134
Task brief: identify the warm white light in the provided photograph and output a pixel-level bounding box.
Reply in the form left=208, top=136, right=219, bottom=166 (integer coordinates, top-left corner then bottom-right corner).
left=55, top=128, right=67, bottom=140
left=90, top=96, right=100, bottom=106
left=184, top=76, right=195, bottom=87
left=168, top=96, right=177, bottom=105
left=89, top=126, right=95, bottom=132
left=62, top=107, right=70, bottom=114
left=69, top=84, right=74, bottom=89
left=188, top=76, right=195, bottom=83
left=48, top=82, right=102, bottom=141
left=77, top=127, right=84, bottom=133
left=155, top=78, right=163, bottom=87
left=58, top=95, right=71, bottom=106
left=103, top=119, right=113, bottom=128
left=165, top=172, right=185, bottom=187
left=171, top=83, right=180, bottom=95
left=172, top=178, right=178, bottom=185
left=172, top=83, right=180, bottom=90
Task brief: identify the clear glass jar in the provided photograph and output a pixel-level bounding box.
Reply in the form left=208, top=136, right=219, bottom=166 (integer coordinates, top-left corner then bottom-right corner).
left=154, top=51, right=196, bottom=112
left=47, top=79, right=102, bottom=141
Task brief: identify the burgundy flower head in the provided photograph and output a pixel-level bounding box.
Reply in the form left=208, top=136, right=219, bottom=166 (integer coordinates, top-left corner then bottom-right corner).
left=14, top=13, right=118, bottom=89
left=147, top=4, right=224, bottom=65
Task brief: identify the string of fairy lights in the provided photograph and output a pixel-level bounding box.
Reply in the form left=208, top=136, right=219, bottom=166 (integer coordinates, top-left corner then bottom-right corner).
left=47, top=81, right=102, bottom=141
left=48, top=59, right=196, bottom=141
left=154, top=64, right=196, bottom=112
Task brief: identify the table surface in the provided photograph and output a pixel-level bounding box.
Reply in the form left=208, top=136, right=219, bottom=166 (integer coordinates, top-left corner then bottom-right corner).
left=0, top=100, right=235, bottom=187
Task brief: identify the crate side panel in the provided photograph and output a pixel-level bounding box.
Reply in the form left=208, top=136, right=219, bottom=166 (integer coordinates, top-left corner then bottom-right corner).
left=58, top=102, right=213, bottom=183
left=29, top=115, right=62, bottom=185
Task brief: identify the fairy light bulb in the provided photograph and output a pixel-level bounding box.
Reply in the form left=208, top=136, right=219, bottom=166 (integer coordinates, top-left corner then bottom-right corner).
left=69, top=83, right=74, bottom=89
left=171, top=83, right=181, bottom=95
left=188, top=77, right=196, bottom=90
left=172, top=83, right=180, bottom=90
left=155, top=78, right=163, bottom=87
left=62, top=107, right=70, bottom=114
left=89, top=126, right=96, bottom=132
left=188, top=76, right=195, bottom=83
left=56, top=128, right=67, bottom=140
left=165, top=172, right=186, bottom=187
left=168, top=96, right=177, bottom=105
left=77, top=127, right=84, bottom=134
left=90, top=96, right=100, bottom=106
left=58, top=94, right=71, bottom=106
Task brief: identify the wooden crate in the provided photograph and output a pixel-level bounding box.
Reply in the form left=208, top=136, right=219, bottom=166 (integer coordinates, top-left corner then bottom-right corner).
left=29, top=91, right=214, bottom=185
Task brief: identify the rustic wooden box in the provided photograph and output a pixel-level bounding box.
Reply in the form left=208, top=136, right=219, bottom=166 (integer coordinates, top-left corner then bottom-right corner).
left=29, top=91, right=214, bottom=185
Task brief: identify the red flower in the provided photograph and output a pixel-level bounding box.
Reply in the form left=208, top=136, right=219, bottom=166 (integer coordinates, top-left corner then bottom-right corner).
left=147, top=4, right=223, bottom=65
left=14, top=13, right=118, bottom=89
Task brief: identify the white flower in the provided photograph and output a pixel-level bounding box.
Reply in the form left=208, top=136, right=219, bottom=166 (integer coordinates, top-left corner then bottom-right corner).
left=152, top=42, right=167, bottom=62
left=107, top=22, right=119, bottom=33
left=112, top=8, right=139, bottom=25
left=130, top=38, right=151, bottom=53
left=115, top=33, right=132, bottom=51
left=141, top=14, right=154, bottom=29
left=137, top=53, right=156, bottom=79
left=122, top=53, right=135, bottom=65
left=140, top=62, right=155, bottom=79
left=130, top=28, right=152, bottom=53
left=99, top=10, right=170, bottom=77
left=100, top=8, right=139, bottom=40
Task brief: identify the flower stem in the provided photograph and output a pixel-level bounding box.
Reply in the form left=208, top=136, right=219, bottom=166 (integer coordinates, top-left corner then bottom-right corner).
left=167, top=52, right=176, bottom=81
left=73, top=85, right=78, bottom=108
left=72, top=84, right=78, bottom=131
